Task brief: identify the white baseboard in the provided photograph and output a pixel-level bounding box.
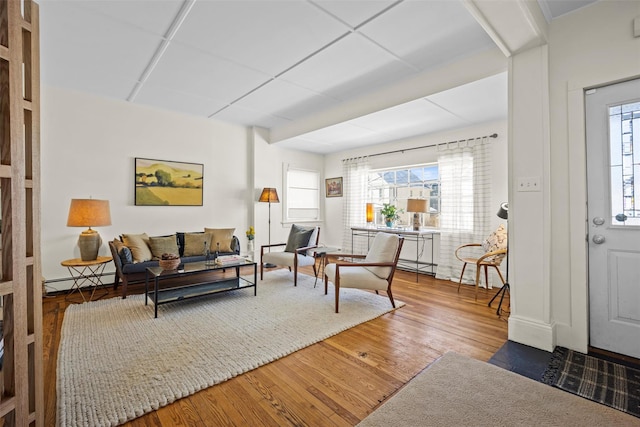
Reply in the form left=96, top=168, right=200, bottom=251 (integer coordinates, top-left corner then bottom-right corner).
left=508, top=315, right=556, bottom=352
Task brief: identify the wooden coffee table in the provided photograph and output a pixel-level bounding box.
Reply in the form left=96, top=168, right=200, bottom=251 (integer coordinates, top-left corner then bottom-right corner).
left=145, top=259, right=257, bottom=318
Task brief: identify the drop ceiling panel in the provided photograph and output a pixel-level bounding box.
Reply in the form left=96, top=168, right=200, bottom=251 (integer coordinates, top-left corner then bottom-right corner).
left=172, top=0, right=349, bottom=76
left=280, top=33, right=414, bottom=99
left=233, top=79, right=340, bottom=121
left=213, top=104, right=292, bottom=129
left=359, top=0, right=495, bottom=70
left=427, top=73, right=508, bottom=124
left=142, top=42, right=271, bottom=105
left=312, top=0, right=399, bottom=27
left=39, top=2, right=161, bottom=91
left=64, top=0, right=184, bottom=36
left=135, top=86, right=228, bottom=118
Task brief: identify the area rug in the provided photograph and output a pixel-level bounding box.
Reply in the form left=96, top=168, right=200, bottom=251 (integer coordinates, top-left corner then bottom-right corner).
left=357, top=352, right=639, bottom=426
left=541, top=346, right=640, bottom=418
left=57, top=270, right=404, bottom=427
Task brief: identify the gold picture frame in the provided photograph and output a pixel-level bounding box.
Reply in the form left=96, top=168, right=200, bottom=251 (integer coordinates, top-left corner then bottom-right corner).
left=325, top=177, right=343, bottom=198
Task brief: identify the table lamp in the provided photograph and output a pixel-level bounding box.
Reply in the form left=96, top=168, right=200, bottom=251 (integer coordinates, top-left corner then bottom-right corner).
left=406, top=198, right=428, bottom=231
left=67, top=198, right=112, bottom=261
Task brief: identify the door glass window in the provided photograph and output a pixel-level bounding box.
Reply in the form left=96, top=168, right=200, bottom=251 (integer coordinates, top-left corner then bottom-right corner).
left=609, top=100, right=640, bottom=226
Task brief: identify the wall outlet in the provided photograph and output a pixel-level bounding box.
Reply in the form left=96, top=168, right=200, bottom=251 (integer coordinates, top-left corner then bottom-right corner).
left=517, top=176, right=541, bottom=192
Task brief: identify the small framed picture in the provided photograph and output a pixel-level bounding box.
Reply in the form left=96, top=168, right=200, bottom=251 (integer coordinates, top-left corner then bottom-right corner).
left=325, top=177, right=343, bottom=198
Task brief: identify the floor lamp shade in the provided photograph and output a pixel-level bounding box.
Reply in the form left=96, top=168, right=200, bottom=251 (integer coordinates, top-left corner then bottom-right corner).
left=259, top=188, right=279, bottom=267
left=67, top=199, right=112, bottom=261
left=407, top=198, right=428, bottom=231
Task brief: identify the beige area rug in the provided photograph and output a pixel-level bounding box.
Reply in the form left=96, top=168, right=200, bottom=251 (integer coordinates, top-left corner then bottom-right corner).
left=357, top=352, right=639, bottom=427
left=57, top=270, right=403, bottom=427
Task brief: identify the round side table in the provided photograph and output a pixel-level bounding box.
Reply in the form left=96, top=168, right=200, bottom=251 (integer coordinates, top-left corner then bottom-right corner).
left=62, top=256, right=112, bottom=303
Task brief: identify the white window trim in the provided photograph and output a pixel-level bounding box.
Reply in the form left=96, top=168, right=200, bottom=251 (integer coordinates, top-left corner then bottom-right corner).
left=282, top=163, right=321, bottom=225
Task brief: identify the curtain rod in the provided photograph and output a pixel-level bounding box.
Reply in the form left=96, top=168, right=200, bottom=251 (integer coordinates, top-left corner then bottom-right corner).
left=342, top=132, right=498, bottom=162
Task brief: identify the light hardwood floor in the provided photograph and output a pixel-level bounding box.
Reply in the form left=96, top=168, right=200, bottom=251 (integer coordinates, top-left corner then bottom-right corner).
left=43, top=267, right=509, bottom=426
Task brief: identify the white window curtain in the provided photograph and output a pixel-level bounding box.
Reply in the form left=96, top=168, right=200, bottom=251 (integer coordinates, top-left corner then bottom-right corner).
left=341, top=157, right=370, bottom=254
left=435, top=138, right=493, bottom=285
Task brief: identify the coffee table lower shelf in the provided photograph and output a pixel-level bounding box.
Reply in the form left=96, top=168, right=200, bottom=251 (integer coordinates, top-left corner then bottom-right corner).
left=145, top=261, right=257, bottom=318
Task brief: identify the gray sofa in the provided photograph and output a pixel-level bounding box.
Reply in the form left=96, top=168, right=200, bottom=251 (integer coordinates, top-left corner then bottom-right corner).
left=109, top=231, right=240, bottom=298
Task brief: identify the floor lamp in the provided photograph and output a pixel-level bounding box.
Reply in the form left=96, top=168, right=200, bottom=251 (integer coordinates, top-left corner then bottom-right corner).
left=259, top=187, right=279, bottom=268
left=489, top=202, right=509, bottom=316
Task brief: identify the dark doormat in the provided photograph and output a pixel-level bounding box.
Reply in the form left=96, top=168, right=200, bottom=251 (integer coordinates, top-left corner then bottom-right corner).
left=541, top=346, right=640, bottom=418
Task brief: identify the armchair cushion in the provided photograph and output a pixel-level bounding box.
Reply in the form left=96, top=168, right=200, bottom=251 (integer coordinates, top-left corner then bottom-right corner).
left=324, top=264, right=389, bottom=290
left=121, top=233, right=152, bottom=263
left=262, top=251, right=315, bottom=268
left=482, top=225, right=507, bottom=262
left=284, top=224, right=315, bottom=253
left=364, top=233, right=401, bottom=279
left=204, top=227, right=235, bottom=252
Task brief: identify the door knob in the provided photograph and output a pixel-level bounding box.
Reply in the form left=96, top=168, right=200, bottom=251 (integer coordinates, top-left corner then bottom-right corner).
left=592, top=234, right=605, bottom=244
left=592, top=217, right=605, bottom=226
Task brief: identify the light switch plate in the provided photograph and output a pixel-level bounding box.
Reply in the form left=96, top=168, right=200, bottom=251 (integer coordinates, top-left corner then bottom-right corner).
left=517, top=176, right=541, bottom=192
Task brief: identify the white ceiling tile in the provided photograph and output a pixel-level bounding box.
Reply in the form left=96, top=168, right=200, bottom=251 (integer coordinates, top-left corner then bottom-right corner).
left=427, top=73, right=508, bottom=123
left=359, top=0, right=495, bottom=70
left=280, top=33, right=414, bottom=99
left=142, top=43, right=271, bottom=104
left=61, top=0, right=184, bottom=36
left=39, top=2, right=162, bottom=91
left=234, top=79, right=340, bottom=121
left=173, top=0, right=349, bottom=76
left=135, top=86, right=228, bottom=118
left=312, top=0, right=398, bottom=27
left=213, top=104, right=292, bottom=129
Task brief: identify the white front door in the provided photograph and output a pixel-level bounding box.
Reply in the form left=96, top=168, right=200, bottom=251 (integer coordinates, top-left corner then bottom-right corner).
left=586, top=78, right=640, bottom=359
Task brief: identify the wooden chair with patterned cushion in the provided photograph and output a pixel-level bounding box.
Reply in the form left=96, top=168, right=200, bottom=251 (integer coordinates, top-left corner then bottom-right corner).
left=324, top=232, right=404, bottom=313
left=455, top=225, right=507, bottom=300
left=260, top=224, right=320, bottom=286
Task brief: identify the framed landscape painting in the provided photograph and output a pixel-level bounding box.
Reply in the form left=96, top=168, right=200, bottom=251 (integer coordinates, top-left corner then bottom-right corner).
left=135, top=158, right=204, bottom=206
left=325, top=177, right=343, bottom=197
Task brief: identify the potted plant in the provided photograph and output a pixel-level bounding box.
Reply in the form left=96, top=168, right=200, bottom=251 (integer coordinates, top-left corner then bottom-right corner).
left=380, top=203, right=403, bottom=227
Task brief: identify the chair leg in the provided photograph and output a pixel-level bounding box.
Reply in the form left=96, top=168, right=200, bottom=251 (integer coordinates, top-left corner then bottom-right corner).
left=324, top=275, right=328, bottom=295
left=484, top=265, right=489, bottom=293
left=475, top=266, right=481, bottom=301
left=335, top=282, right=340, bottom=313
left=458, top=263, right=468, bottom=293
left=493, top=266, right=506, bottom=286
left=260, top=261, right=264, bottom=280
left=387, top=287, right=396, bottom=308
left=294, top=266, right=297, bottom=287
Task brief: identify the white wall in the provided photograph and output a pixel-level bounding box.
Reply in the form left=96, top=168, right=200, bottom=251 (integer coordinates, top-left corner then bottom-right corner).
left=41, top=87, right=250, bottom=291
left=508, top=1, right=640, bottom=352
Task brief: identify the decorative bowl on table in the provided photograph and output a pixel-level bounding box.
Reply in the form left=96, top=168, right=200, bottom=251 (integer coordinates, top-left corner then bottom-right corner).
left=159, top=253, right=180, bottom=271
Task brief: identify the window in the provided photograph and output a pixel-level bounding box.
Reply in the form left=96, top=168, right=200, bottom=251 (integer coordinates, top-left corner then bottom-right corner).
left=367, top=164, right=440, bottom=227
left=284, top=165, right=320, bottom=222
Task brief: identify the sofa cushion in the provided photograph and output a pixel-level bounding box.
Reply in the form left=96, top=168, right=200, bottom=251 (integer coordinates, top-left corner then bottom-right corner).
left=121, top=233, right=152, bottom=263
left=183, top=232, right=209, bottom=257
left=204, top=228, right=235, bottom=253
left=284, top=224, right=315, bottom=253
left=148, top=234, right=180, bottom=259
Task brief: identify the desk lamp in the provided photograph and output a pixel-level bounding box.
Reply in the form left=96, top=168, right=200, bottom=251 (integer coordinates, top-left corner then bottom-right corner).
left=406, top=198, right=428, bottom=231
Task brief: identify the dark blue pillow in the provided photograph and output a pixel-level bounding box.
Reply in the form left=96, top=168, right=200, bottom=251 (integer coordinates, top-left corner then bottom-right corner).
left=119, top=246, right=133, bottom=265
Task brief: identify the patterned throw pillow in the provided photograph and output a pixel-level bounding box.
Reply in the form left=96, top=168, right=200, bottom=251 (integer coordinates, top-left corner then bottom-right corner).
left=482, top=225, right=507, bottom=262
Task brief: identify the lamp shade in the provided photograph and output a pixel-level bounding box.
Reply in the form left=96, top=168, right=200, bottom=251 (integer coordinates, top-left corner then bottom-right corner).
left=406, top=198, right=428, bottom=213
left=67, top=199, right=111, bottom=228
left=497, top=202, right=509, bottom=219
left=259, top=188, right=280, bottom=203
left=366, top=203, right=374, bottom=223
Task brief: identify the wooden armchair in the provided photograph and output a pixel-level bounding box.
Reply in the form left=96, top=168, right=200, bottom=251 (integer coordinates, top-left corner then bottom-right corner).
left=260, top=225, right=320, bottom=286
left=324, top=233, right=404, bottom=313
left=455, top=243, right=506, bottom=301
